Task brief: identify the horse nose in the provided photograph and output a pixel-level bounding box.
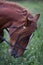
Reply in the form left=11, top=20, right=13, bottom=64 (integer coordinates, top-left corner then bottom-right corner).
left=9, top=49, right=18, bottom=58
left=8, top=48, right=16, bottom=57
left=9, top=48, right=21, bottom=58
left=12, top=50, right=21, bottom=58
left=11, top=51, right=19, bottom=58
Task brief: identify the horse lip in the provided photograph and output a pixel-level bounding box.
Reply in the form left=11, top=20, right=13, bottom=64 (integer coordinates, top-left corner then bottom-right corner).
left=13, top=55, right=19, bottom=58
left=12, top=54, right=21, bottom=58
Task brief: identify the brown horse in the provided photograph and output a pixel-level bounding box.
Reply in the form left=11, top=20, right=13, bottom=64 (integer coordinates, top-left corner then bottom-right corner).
left=0, top=1, right=40, bottom=58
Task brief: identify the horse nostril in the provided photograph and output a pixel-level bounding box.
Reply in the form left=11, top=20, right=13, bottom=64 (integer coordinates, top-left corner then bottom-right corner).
left=8, top=48, right=12, bottom=54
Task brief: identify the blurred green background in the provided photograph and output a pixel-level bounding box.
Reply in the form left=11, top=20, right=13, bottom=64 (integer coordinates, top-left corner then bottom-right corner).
left=0, top=0, right=43, bottom=65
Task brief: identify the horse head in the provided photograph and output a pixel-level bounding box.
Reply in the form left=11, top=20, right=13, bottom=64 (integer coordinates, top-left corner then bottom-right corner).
left=9, top=14, right=40, bottom=58
left=0, top=1, right=40, bottom=58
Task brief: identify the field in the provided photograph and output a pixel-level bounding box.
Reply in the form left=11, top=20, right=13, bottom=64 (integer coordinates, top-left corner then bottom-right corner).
left=0, top=1, right=43, bottom=65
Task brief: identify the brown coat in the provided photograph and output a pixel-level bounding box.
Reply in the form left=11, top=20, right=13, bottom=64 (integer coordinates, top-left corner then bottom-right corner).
left=0, top=1, right=40, bottom=58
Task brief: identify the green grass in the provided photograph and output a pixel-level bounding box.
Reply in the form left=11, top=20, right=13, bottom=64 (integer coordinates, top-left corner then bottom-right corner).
left=0, top=1, right=43, bottom=65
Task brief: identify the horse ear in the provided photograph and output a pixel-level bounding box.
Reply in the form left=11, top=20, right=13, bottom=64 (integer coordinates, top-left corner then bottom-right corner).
left=27, top=14, right=33, bottom=21
left=28, top=14, right=40, bottom=22
left=34, top=14, right=40, bottom=22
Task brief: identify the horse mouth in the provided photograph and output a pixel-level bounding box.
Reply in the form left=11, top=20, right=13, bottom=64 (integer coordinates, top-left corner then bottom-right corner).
left=11, top=53, right=20, bottom=58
